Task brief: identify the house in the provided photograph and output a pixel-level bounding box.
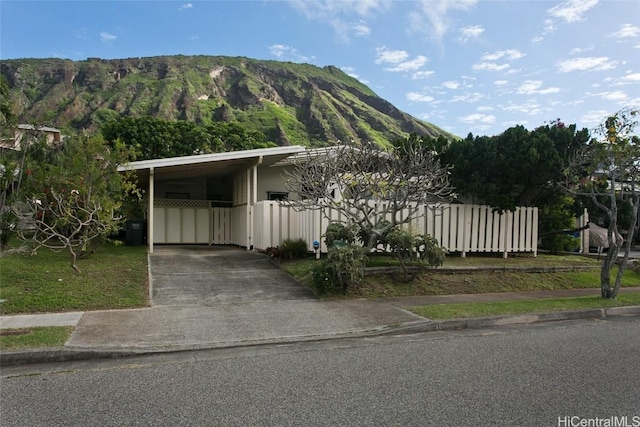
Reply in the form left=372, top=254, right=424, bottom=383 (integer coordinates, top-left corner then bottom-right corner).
left=0, top=124, right=62, bottom=151
left=119, top=145, right=539, bottom=257
left=117, top=145, right=307, bottom=253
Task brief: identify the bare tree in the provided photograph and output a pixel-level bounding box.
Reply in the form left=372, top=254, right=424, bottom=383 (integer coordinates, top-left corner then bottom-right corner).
left=565, top=107, right=639, bottom=298
left=283, top=140, right=455, bottom=250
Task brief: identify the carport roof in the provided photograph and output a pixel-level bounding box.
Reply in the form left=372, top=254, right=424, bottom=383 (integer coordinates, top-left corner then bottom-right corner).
left=117, top=145, right=306, bottom=182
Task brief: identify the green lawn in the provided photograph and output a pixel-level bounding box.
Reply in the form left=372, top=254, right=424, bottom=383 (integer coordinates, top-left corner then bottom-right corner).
left=280, top=253, right=640, bottom=298
left=407, top=293, right=640, bottom=320
left=0, top=326, right=73, bottom=350
left=0, top=243, right=149, bottom=315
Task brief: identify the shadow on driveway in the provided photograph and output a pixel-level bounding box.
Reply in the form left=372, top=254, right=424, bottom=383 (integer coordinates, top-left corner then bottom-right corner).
left=149, top=246, right=316, bottom=306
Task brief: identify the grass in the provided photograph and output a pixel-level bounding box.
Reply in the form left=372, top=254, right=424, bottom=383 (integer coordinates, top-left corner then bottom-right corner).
left=407, top=293, right=640, bottom=320
left=0, top=326, right=73, bottom=350
left=279, top=253, right=640, bottom=299
left=0, top=242, right=149, bottom=315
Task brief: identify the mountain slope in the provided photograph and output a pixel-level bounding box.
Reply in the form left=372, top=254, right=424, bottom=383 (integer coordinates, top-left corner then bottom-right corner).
left=1, top=55, right=454, bottom=146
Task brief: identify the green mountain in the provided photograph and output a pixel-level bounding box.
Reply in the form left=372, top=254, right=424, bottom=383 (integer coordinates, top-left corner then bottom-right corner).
left=1, top=55, right=454, bottom=146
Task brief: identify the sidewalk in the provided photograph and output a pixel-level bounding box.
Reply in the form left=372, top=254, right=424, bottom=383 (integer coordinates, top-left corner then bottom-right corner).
left=2, top=287, right=640, bottom=367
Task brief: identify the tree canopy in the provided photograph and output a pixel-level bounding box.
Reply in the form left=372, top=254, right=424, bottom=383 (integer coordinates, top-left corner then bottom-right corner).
left=440, top=121, right=590, bottom=212
left=101, top=117, right=276, bottom=160
left=14, top=134, right=138, bottom=271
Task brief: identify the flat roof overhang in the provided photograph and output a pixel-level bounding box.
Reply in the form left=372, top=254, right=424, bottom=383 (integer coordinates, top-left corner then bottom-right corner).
left=117, top=145, right=307, bottom=184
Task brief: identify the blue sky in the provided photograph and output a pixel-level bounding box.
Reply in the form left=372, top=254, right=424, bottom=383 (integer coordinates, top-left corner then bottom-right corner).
left=1, top=0, right=639, bottom=137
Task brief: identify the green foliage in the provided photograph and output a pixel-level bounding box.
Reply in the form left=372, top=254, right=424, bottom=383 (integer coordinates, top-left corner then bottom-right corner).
left=312, top=244, right=367, bottom=294
left=387, top=228, right=447, bottom=281
left=441, top=121, right=589, bottom=211
left=279, top=238, right=309, bottom=260
left=324, top=222, right=356, bottom=248
left=539, top=196, right=581, bottom=253
left=101, top=116, right=275, bottom=160
left=16, top=134, right=139, bottom=271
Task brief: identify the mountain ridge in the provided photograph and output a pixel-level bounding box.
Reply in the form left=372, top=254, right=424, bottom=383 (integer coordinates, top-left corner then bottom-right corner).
left=1, top=55, right=455, bottom=146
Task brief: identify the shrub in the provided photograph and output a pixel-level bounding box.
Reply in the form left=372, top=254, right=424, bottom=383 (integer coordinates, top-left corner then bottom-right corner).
left=324, top=222, right=356, bottom=248
left=279, top=238, right=309, bottom=260
left=387, top=227, right=447, bottom=281
left=312, top=244, right=367, bottom=294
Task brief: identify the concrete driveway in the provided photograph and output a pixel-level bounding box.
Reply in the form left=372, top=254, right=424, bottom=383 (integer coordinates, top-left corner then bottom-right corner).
left=149, top=246, right=315, bottom=306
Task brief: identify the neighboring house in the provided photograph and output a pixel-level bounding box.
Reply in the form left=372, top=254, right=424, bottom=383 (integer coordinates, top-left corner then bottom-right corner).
left=0, top=124, right=62, bottom=151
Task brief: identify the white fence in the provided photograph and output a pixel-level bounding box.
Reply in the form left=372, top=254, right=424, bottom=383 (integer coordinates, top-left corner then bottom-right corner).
left=253, top=201, right=538, bottom=257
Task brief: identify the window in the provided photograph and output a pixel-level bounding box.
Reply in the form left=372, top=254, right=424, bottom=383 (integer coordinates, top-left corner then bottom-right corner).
left=267, top=191, right=289, bottom=201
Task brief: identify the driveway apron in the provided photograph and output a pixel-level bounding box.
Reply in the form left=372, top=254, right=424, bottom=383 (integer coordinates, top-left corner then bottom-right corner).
left=65, top=246, right=422, bottom=351
left=149, top=245, right=315, bottom=305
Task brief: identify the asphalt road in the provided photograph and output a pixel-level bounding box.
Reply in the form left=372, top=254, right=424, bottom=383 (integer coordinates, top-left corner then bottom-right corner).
left=2, top=318, right=639, bottom=427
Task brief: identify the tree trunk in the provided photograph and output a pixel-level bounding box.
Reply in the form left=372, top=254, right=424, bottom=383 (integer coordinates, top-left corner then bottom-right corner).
left=612, top=197, right=639, bottom=298
left=69, top=247, right=80, bottom=273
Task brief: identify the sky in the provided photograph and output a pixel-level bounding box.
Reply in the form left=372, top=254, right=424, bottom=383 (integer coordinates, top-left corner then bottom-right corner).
left=1, top=0, right=639, bottom=138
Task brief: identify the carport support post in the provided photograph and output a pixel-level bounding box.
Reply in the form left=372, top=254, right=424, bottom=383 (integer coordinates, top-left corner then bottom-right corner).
left=246, top=157, right=262, bottom=251
left=148, top=167, right=154, bottom=254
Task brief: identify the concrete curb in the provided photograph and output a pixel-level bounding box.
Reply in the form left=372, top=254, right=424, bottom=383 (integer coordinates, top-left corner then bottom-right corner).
left=377, top=305, right=640, bottom=336
left=2, top=306, right=639, bottom=367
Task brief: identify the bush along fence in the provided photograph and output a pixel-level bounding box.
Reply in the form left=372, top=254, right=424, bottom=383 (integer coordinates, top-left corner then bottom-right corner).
left=253, top=201, right=538, bottom=258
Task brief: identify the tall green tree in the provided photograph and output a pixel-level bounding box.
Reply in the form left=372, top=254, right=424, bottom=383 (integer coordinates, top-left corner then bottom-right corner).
left=15, top=134, right=138, bottom=271
left=441, top=123, right=589, bottom=211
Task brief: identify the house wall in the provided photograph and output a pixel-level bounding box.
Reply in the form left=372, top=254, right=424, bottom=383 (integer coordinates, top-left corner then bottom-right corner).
left=257, top=165, right=298, bottom=201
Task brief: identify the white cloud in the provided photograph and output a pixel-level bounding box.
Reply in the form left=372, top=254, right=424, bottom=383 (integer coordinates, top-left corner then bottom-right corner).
left=581, top=109, right=610, bottom=127
left=375, top=48, right=428, bottom=72
left=477, top=106, right=494, bottom=112
left=458, top=25, right=484, bottom=43
left=557, top=56, right=619, bottom=72
left=179, top=3, right=193, bottom=11
left=472, top=62, right=510, bottom=72
left=409, top=0, right=478, bottom=41
left=375, top=47, right=409, bottom=64
left=609, top=24, right=640, bottom=39
left=624, top=73, right=640, bottom=82
left=351, top=21, right=371, bottom=36
left=596, top=91, right=628, bottom=101
left=502, top=102, right=543, bottom=115
left=288, top=0, right=389, bottom=41
left=493, top=80, right=509, bottom=86
left=516, top=80, right=560, bottom=95
left=412, top=70, right=435, bottom=79
left=547, top=0, right=598, bottom=23
left=269, top=44, right=311, bottom=62
left=569, top=46, right=593, bottom=55
left=459, top=113, right=495, bottom=124
left=100, top=32, right=116, bottom=43
left=407, top=92, right=435, bottom=102
left=481, top=49, right=525, bottom=61
left=442, top=81, right=460, bottom=89
left=449, top=92, right=484, bottom=103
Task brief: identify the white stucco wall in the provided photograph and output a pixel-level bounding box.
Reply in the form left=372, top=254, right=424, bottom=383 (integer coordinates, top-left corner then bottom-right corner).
left=257, top=165, right=299, bottom=201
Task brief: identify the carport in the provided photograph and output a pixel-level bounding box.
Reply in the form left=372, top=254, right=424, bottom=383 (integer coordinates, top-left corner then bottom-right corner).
left=118, top=145, right=305, bottom=253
